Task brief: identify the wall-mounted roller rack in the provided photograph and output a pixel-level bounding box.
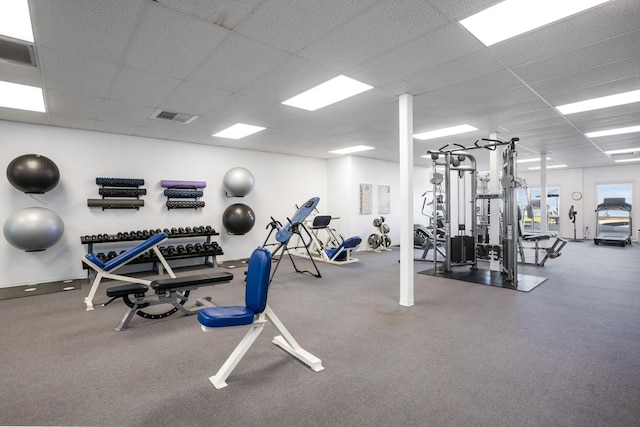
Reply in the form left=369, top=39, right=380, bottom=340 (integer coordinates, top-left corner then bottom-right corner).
left=88, top=177, right=146, bottom=210
left=161, top=180, right=206, bottom=210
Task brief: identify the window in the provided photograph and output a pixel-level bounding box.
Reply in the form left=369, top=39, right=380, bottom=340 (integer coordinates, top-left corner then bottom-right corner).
left=519, top=187, right=560, bottom=232
left=597, top=183, right=632, bottom=205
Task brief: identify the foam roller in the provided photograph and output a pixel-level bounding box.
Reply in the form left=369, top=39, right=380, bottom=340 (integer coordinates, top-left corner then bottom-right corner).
left=166, top=201, right=205, bottom=209
left=163, top=189, right=204, bottom=198
left=99, top=188, right=147, bottom=197
left=87, top=199, right=145, bottom=208
left=96, top=177, right=145, bottom=187
left=160, top=180, right=206, bottom=189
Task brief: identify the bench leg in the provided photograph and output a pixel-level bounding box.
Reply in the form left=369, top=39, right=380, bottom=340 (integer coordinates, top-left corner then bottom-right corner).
left=84, top=273, right=104, bottom=310
left=266, top=305, right=324, bottom=373
left=114, top=303, right=141, bottom=332
left=208, top=320, right=266, bottom=389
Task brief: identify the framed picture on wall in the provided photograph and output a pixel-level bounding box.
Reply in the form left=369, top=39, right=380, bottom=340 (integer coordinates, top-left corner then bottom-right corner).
left=360, top=183, right=372, bottom=214
left=378, top=185, right=390, bottom=214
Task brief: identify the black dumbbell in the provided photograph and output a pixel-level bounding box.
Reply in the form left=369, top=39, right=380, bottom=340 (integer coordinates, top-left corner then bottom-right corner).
left=185, top=244, right=195, bottom=254
left=97, top=252, right=107, bottom=261
left=107, top=251, right=117, bottom=260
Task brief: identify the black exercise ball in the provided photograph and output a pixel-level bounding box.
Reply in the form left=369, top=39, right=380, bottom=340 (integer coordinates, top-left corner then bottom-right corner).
left=7, top=154, right=60, bottom=194
left=222, top=203, right=255, bottom=235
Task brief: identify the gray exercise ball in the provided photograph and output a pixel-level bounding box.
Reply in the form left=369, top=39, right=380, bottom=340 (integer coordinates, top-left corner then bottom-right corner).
left=7, top=154, right=60, bottom=193
left=222, top=167, right=255, bottom=197
left=222, top=203, right=255, bottom=235
left=3, top=207, right=65, bottom=251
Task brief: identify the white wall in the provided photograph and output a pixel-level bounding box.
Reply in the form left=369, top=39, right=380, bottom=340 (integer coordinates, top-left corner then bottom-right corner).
left=326, top=156, right=430, bottom=247
left=1, top=121, right=326, bottom=287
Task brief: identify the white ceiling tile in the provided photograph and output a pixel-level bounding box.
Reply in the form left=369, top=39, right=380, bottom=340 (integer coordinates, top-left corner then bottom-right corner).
left=108, top=67, right=182, bottom=106
left=427, top=0, right=502, bottom=21
left=405, top=50, right=504, bottom=93
left=32, top=0, right=146, bottom=63
left=47, top=114, right=97, bottom=130
left=157, top=0, right=263, bottom=30
left=123, top=5, right=229, bottom=79
left=39, top=47, right=118, bottom=98
left=98, top=100, right=156, bottom=126
left=349, top=24, right=483, bottom=87
left=188, top=33, right=289, bottom=92
left=160, top=82, right=231, bottom=115
left=514, top=31, right=640, bottom=85
left=527, top=56, right=640, bottom=97
left=544, top=76, right=640, bottom=107
left=236, top=0, right=379, bottom=52
left=299, top=0, right=448, bottom=70
left=45, top=89, right=104, bottom=120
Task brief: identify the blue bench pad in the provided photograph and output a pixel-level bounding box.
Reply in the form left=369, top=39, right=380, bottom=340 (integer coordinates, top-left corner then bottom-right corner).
left=326, top=236, right=362, bottom=261
left=198, top=306, right=255, bottom=327
left=151, top=272, right=233, bottom=291
left=94, top=233, right=168, bottom=272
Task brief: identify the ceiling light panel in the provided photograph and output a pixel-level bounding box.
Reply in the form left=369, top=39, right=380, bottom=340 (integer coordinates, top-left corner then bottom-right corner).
left=585, top=125, right=640, bottom=138
left=459, top=0, right=611, bottom=47
left=282, top=75, right=373, bottom=111
left=517, top=157, right=551, bottom=164
left=0, top=0, right=34, bottom=42
left=556, top=89, right=640, bottom=115
left=615, top=158, right=640, bottom=163
left=329, top=145, right=375, bottom=155
left=413, top=124, right=477, bottom=141
left=528, top=164, right=568, bottom=170
left=0, top=80, right=45, bottom=112
left=212, top=123, right=265, bottom=139
left=604, top=147, right=640, bottom=155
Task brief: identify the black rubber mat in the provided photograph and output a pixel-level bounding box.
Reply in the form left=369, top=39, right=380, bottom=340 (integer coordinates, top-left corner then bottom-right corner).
left=418, top=267, right=547, bottom=292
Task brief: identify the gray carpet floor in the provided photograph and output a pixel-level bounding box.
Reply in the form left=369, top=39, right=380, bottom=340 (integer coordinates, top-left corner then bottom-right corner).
left=1, top=242, right=639, bottom=426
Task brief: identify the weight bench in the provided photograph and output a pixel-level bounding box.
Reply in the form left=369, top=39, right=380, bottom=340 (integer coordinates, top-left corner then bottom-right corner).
left=519, top=231, right=567, bottom=266
left=324, top=236, right=362, bottom=264
left=198, top=247, right=323, bottom=389
left=104, top=272, right=233, bottom=331
left=82, top=232, right=173, bottom=310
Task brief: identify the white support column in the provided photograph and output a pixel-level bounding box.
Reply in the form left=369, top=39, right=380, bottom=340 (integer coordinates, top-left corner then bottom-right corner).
left=540, top=154, right=548, bottom=234
left=488, top=132, right=501, bottom=272
left=399, top=94, right=414, bottom=307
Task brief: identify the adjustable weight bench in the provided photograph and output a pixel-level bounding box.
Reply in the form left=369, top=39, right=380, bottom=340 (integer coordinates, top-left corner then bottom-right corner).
left=198, top=247, right=323, bottom=389
left=519, top=231, right=567, bottom=266
left=82, top=232, right=173, bottom=310
left=324, top=236, right=362, bottom=264
left=104, top=272, right=233, bottom=331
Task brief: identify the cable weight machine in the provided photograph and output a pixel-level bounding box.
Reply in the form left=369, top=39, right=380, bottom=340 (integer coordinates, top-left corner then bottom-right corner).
left=426, top=137, right=526, bottom=289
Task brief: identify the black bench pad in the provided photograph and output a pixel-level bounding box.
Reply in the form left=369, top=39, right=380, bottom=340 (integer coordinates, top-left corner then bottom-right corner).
left=106, top=283, right=148, bottom=298
left=150, top=272, right=234, bottom=291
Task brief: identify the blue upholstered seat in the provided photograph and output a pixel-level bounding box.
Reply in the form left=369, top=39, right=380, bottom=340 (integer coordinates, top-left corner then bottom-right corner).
left=325, top=236, right=362, bottom=261
left=198, top=247, right=272, bottom=328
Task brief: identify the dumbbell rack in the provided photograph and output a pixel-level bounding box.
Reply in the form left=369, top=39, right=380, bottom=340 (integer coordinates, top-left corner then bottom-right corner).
left=87, top=177, right=146, bottom=210
left=80, top=226, right=223, bottom=279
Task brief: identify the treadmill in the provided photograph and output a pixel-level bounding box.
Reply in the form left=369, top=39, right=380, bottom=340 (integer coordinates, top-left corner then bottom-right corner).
left=594, top=197, right=632, bottom=246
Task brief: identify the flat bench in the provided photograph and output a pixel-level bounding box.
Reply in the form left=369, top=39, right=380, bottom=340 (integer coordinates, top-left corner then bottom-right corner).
left=104, top=272, right=234, bottom=331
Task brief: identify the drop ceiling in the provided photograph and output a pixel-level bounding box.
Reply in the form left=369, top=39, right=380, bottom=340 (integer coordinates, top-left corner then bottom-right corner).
left=1, top=0, right=639, bottom=169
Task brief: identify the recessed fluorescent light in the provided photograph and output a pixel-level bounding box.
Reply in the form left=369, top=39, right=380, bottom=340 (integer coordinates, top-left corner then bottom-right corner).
left=0, top=80, right=45, bottom=112
left=329, top=145, right=375, bottom=155
left=282, top=75, right=373, bottom=111
left=459, top=0, right=611, bottom=47
left=517, top=157, right=551, bottom=164
left=605, top=147, right=640, bottom=155
left=212, top=123, right=265, bottom=139
left=556, top=89, right=640, bottom=115
left=413, top=124, right=477, bottom=141
left=585, top=125, right=640, bottom=138
left=528, top=164, right=568, bottom=170
left=614, top=158, right=640, bottom=163
left=0, top=0, right=34, bottom=42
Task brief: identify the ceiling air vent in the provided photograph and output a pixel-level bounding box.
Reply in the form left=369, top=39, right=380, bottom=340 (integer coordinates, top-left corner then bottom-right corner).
left=151, top=109, right=199, bottom=124
left=0, top=37, right=37, bottom=67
